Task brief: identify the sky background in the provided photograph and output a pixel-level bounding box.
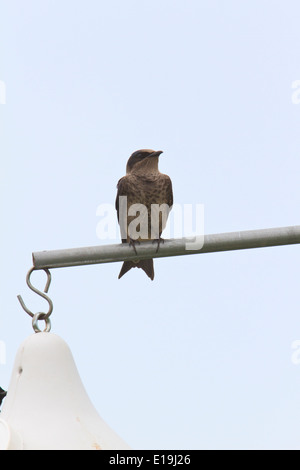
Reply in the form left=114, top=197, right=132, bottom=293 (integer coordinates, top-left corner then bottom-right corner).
left=1, top=0, right=300, bottom=450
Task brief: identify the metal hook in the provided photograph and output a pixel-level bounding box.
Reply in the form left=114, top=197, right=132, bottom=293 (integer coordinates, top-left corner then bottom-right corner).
left=17, top=267, right=53, bottom=324
left=32, top=312, right=51, bottom=334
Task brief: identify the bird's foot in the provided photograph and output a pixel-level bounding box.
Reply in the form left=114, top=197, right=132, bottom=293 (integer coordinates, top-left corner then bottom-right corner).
left=152, top=237, right=164, bottom=253
left=129, top=238, right=140, bottom=255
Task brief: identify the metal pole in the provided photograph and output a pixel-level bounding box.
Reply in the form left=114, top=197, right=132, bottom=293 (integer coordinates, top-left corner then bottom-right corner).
left=32, top=225, right=300, bottom=270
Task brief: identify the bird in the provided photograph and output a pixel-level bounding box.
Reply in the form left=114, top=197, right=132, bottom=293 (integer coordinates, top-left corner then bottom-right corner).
left=116, top=149, right=173, bottom=280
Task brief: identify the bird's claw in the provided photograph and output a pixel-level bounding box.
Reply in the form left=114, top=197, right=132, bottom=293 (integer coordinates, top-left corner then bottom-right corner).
left=129, top=238, right=140, bottom=255
left=152, top=237, right=164, bottom=253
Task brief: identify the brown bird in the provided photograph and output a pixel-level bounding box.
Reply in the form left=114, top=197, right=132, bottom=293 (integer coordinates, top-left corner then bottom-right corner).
left=116, top=149, right=173, bottom=280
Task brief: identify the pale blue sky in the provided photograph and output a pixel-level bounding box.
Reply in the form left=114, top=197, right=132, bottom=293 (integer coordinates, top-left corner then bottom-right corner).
left=1, top=0, right=300, bottom=449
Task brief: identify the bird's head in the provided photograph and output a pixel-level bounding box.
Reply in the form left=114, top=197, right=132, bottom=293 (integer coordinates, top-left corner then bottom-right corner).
left=126, top=149, right=163, bottom=174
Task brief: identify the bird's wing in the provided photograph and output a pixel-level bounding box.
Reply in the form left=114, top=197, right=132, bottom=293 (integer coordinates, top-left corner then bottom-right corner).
left=157, top=174, right=174, bottom=236
left=160, top=174, right=173, bottom=208
left=115, top=176, right=131, bottom=242
left=165, top=175, right=173, bottom=208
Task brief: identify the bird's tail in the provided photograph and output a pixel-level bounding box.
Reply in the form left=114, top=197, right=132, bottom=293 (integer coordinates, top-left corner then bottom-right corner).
left=118, top=259, right=154, bottom=280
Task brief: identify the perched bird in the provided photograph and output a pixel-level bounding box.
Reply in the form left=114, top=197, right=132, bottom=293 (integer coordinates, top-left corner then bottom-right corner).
left=0, top=387, right=7, bottom=408
left=116, top=149, right=173, bottom=280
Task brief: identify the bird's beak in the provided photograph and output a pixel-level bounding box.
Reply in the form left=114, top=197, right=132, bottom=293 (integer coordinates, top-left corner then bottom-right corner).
left=150, top=150, right=163, bottom=157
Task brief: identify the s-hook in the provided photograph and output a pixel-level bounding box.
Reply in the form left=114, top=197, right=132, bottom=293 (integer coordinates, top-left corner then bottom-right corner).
left=17, top=267, right=53, bottom=333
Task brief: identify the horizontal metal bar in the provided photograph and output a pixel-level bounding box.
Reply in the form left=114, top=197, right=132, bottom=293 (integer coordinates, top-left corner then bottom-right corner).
left=32, top=225, right=300, bottom=270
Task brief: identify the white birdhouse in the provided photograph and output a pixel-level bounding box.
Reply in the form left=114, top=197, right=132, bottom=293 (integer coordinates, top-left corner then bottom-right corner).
left=0, top=332, right=130, bottom=450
